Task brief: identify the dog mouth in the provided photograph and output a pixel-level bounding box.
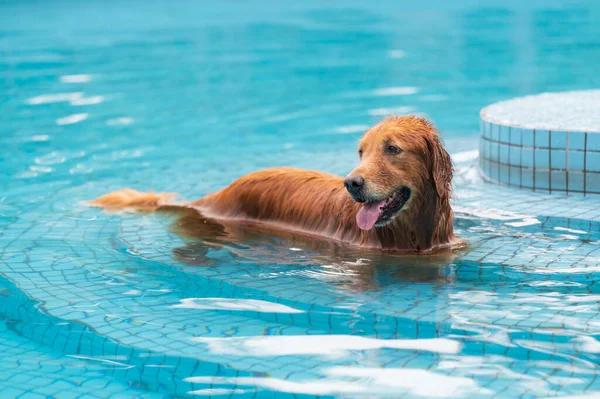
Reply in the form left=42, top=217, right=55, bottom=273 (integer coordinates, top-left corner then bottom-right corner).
left=356, top=187, right=411, bottom=230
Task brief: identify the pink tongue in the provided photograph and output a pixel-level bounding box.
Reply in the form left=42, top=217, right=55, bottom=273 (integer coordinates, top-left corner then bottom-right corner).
left=356, top=200, right=386, bottom=230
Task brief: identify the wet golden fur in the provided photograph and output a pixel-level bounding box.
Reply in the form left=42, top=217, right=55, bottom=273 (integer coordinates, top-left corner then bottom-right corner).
left=89, top=116, right=457, bottom=252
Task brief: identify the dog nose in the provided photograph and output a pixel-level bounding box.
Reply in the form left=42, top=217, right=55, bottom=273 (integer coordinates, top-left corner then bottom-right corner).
left=344, top=175, right=365, bottom=196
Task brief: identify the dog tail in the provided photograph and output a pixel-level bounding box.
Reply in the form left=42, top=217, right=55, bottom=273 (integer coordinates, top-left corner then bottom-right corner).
left=88, top=188, right=178, bottom=212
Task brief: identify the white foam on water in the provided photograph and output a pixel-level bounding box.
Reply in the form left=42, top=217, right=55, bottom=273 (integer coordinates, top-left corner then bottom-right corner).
left=186, top=368, right=488, bottom=398
left=388, top=49, right=405, bottom=59
left=455, top=205, right=543, bottom=227
left=60, top=74, right=93, bottom=83
left=106, top=117, right=134, bottom=126
left=454, top=206, right=531, bottom=221
left=71, top=95, right=104, bottom=105
left=35, top=152, right=66, bottom=165
left=56, top=113, right=88, bottom=125
left=15, top=171, right=38, bottom=179
left=193, top=335, right=462, bottom=357
left=186, top=376, right=366, bottom=396
left=333, top=124, right=370, bottom=134
left=29, top=135, right=50, bottom=142
left=559, top=234, right=581, bottom=240
left=574, top=336, right=600, bottom=353
left=69, top=164, right=93, bottom=175
left=188, top=389, right=248, bottom=396
left=550, top=394, right=600, bottom=399
left=326, top=367, right=490, bottom=397
left=373, top=86, right=419, bottom=96
left=554, top=226, right=587, bottom=235
left=27, top=92, right=83, bottom=105
left=29, top=165, right=53, bottom=173
left=451, top=149, right=479, bottom=163
left=566, top=295, right=600, bottom=303
left=505, top=218, right=541, bottom=227
left=171, top=298, right=304, bottom=313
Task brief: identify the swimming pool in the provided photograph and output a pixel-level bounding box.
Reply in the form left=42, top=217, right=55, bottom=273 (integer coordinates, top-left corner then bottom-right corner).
left=2, top=1, right=600, bottom=398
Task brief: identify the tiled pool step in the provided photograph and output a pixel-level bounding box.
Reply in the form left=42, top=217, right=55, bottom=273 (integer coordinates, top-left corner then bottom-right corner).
left=2, top=169, right=600, bottom=398
left=479, top=90, right=600, bottom=194
left=2, top=257, right=600, bottom=399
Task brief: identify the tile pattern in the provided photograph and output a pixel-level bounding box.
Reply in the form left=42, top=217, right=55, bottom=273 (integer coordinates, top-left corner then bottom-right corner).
left=1, top=167, right=600, bottom=398
left=479, top=119, right=600, bottom=194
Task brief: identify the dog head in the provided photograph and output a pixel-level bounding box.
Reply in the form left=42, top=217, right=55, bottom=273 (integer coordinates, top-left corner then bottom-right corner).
left=344, top=116, right=453, bottom=231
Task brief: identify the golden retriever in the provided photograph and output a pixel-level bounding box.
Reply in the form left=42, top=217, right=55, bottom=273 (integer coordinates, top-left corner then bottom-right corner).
left=90, top=116, right=457, bottom=252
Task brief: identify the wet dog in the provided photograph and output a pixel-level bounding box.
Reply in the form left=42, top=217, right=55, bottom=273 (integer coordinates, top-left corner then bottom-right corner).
left=90, top=116, right=458, bottom=252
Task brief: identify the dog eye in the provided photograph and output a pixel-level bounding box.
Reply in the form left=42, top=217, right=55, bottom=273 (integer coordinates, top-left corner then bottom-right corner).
left=358, top=149, right=363, bottom=157
left=387, top=145, right=401, bottom=154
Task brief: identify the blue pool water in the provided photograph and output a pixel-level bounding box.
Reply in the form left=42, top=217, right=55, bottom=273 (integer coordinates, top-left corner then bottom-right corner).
left=2, top=1, right=600, bottom=398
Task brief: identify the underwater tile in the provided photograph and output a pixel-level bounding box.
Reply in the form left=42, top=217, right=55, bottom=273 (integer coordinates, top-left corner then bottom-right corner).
left=551, top=171, right=567, bottom=191
left=550, top=130, right=567, bottom=149
left=587, top=152, right=600, bottom=172
left=535, top=129, right=550, bottom=148
left=520, top=128, right=533, bottom=147
left=568, top=150, right=585, bottom=171
left=534, top=149, right=549, bottom=169
left=587, top=132, right=600, bottom=151
left=522, top=149, right=534, bottom=168
left=568, top=131, right=586, bottom=150
left=550, top=150, right=566, bottom=170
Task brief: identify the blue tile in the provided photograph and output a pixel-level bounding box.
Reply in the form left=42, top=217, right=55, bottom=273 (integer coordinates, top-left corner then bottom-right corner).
left=588, top=133, right=600, bottom=151
left=568, top=171, right=585, bottom=192
left=0, top=388, right=23, bottom=398
left=490, top=161, right=498, bottom=179
left=482, top=122, right=490, bottom=138
left=491, top=123, right=500, bottom=141
left=479, top=139, right=486, bottom=158
left=499, top=125, right=510, bottom=144
left=522, top=129, right=534, bottom=147
left=550, top=130, right=567, bottom=149
left=568, top=150, right=585, bottom=171
left=522, top=149, right=534, bottom=168
left=587, top=152, right=600, bottom=172
left=535, top=171, right=549, bottom=190
left=489, top=142, right=499, bottom=162
left=568, top=131, right=586, bottom=150
left=535, top=130, right=550, bottom=148
left=534, top=149, right=549, bottom=169
left=551, top=171, right=567, bottom=191
left=510, top=127, right=521, bottom=145
left=509, top=166, right=520, bottom=186
left=498, top=164, right=509, bottom=183
left=586, top=173, right=600, bottom=192
left=550, top=150, right=566, bottom=170
left=510, top=146, right=521, bottom=166
left=522, top=169, right=534, bottom=188
left=499, top=144, right=510, bottom=164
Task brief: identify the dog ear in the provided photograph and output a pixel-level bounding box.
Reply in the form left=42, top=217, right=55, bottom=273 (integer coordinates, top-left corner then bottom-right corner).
left=425, top=133, right=453, bottom=202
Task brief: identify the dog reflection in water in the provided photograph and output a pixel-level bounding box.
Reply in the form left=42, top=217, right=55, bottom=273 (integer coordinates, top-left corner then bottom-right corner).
left=90, top=116, right=462, bottom=289
left=164, top=205, right=456, bottom=289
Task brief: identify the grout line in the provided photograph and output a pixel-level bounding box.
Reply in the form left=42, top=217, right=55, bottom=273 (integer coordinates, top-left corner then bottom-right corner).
left=549, top=130, right=552, bottom=193
left=584, top=132, right=588, bottom=195
left=533, top=129, right=550, bottom=191
left=480, top=135, right=596, bottom=152
left=566, top=131, right=570, bottom=195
